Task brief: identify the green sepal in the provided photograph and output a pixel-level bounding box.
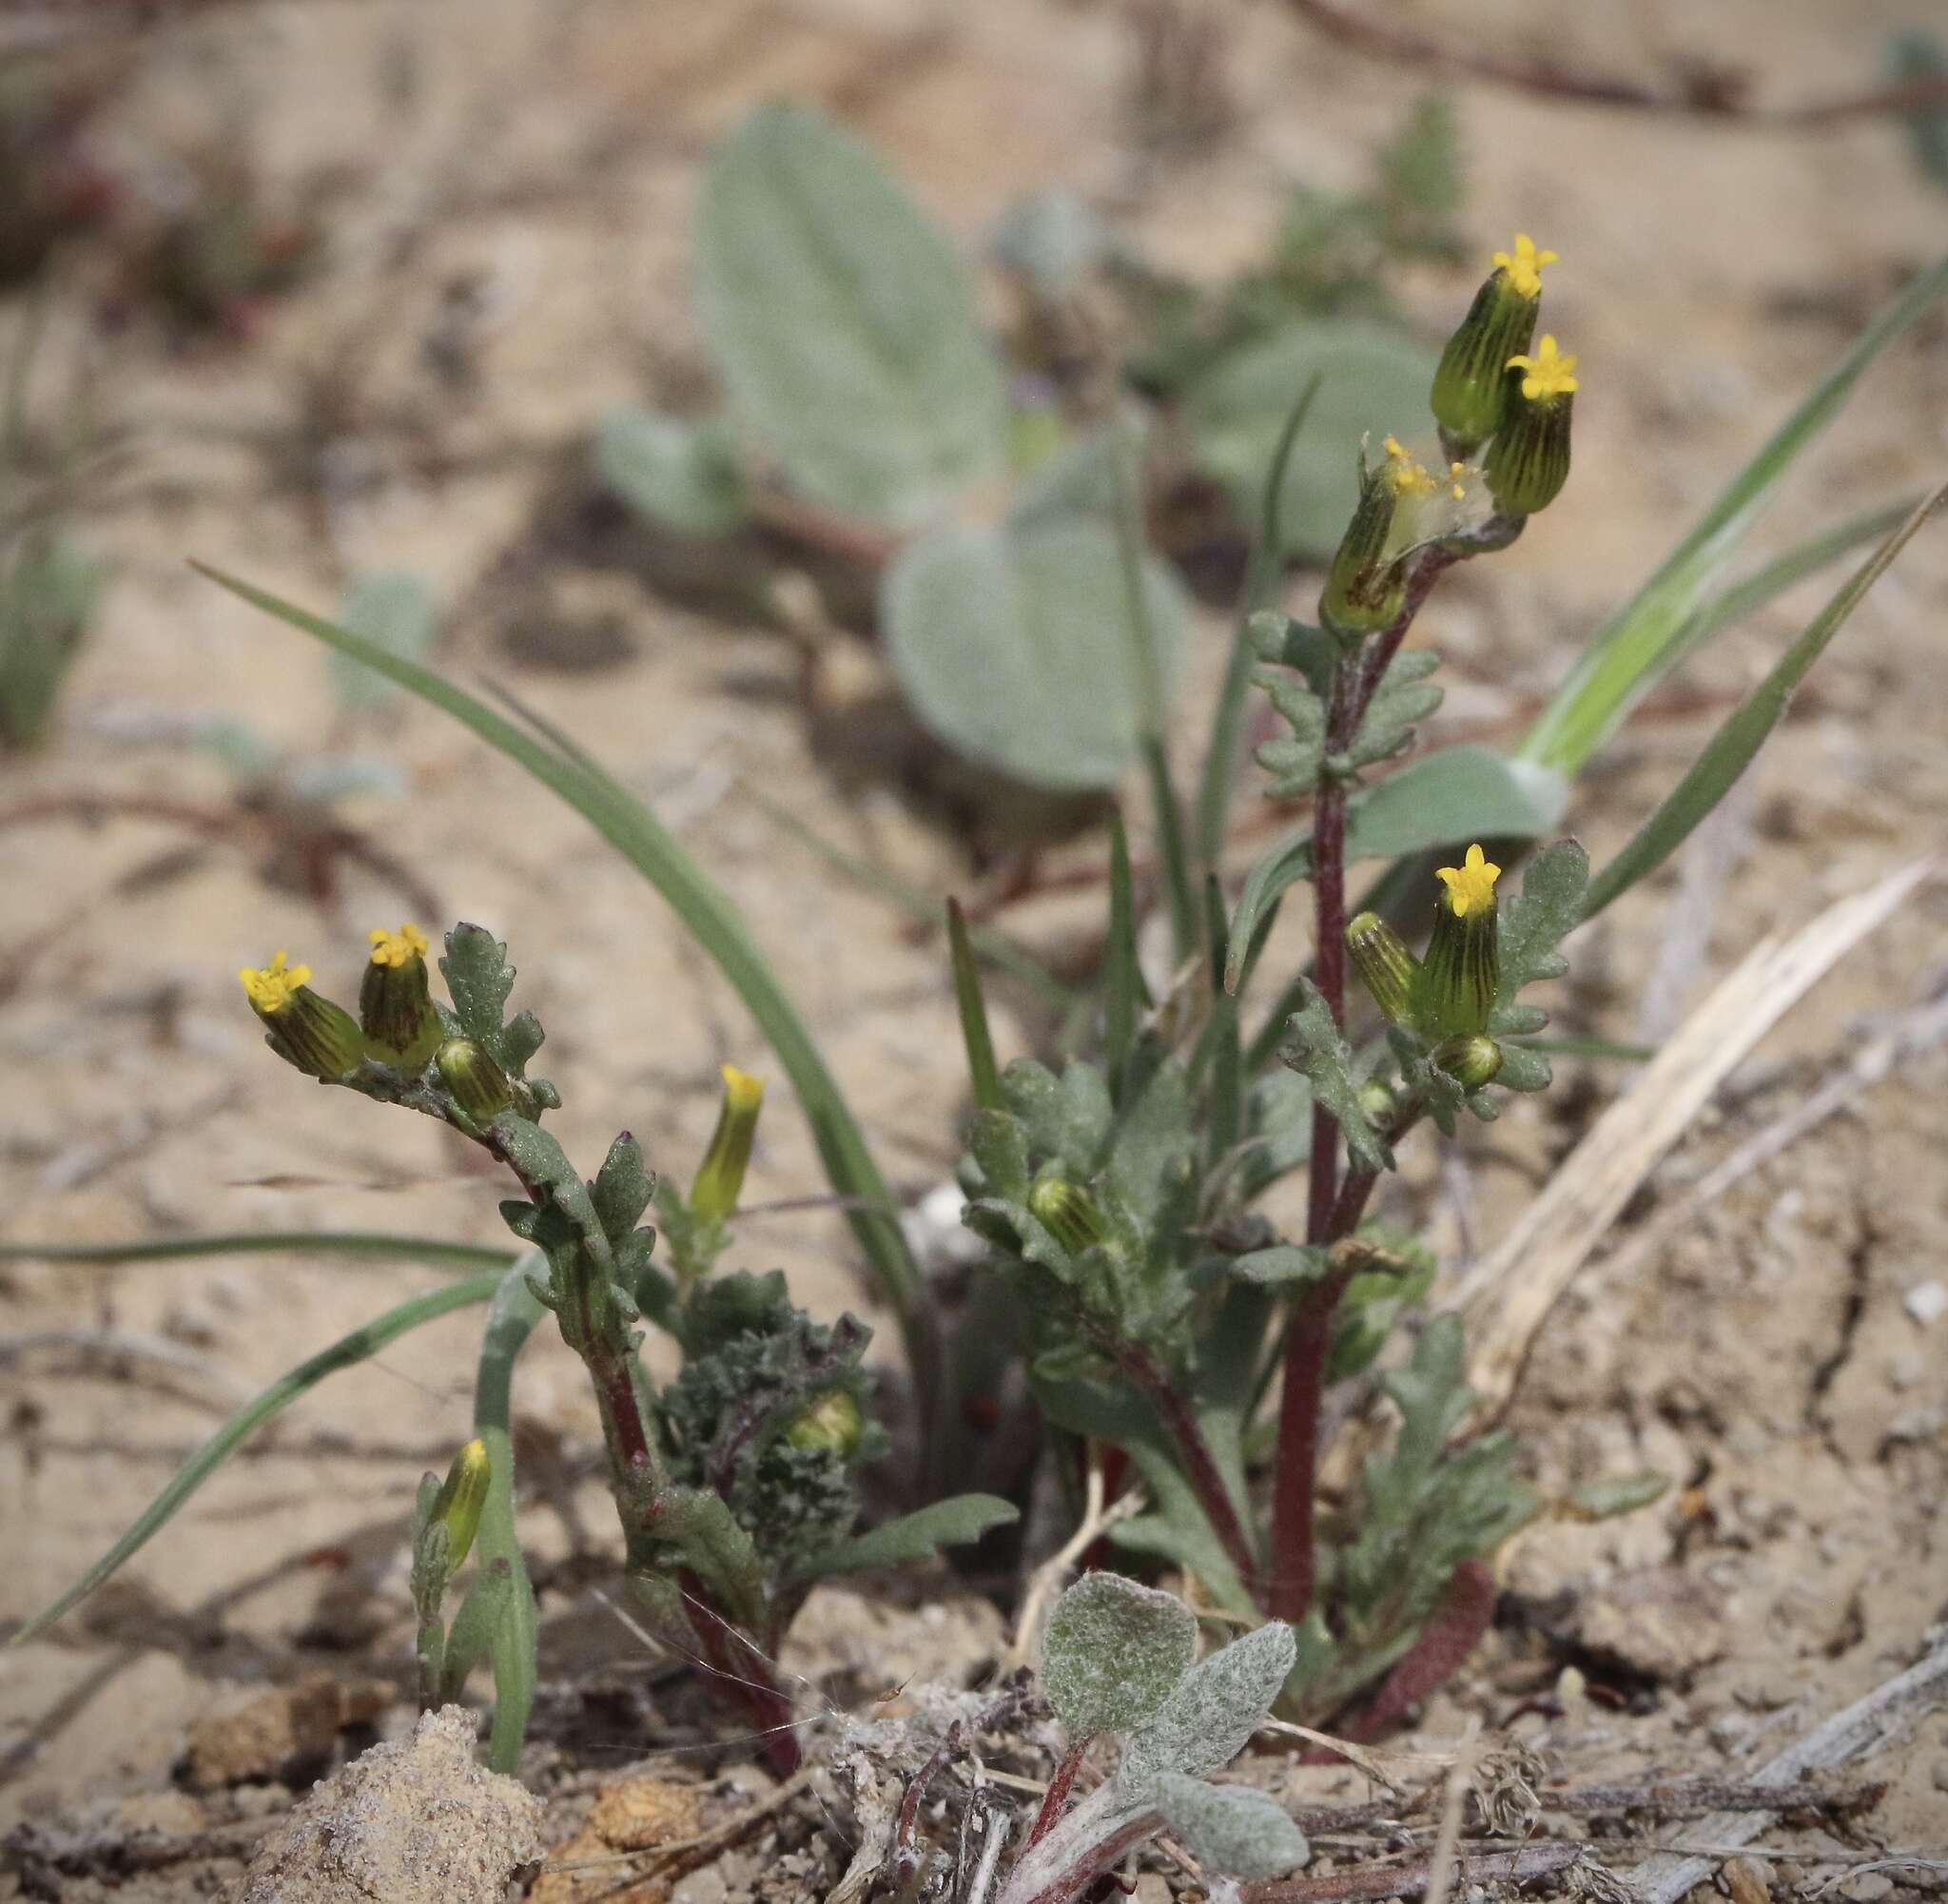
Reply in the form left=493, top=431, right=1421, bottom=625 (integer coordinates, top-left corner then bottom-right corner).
left=1431, top=265, right=1539, bottom=453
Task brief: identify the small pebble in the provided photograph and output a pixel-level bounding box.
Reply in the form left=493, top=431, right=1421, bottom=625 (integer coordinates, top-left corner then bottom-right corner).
left=1844, top=1874, right=1893, bottom=1902
left=1905, top=1279, right=1948, bottom=1327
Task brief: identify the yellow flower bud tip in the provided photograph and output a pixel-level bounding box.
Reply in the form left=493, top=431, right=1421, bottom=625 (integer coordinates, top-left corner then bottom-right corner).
left=1491, top=233, right=1558, bottom=300
left=239, top=951, right=311, bottom=1015
left=1435, top=844, right=1502, bottom=919
left=719, top=1064, right=765, bottom=1115
left=431, top=1437, right=491, bottom=1569
left=1506, top=334, right=1578, bottom=401
left=368, top=923, right=428, bottom=969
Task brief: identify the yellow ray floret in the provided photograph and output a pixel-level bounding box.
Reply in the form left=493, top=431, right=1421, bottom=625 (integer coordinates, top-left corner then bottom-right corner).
left=1506, top=334, right=1578, bottom=400
left=368, top=923, right=429, bottom=968
left=720, top=1063, right=765, bottom=1113
left=1492, top=233, right=1558, bottom=300
left=1434, top=844, right=1501, bottom=920
left=239, top=949, right=310, bottom=1014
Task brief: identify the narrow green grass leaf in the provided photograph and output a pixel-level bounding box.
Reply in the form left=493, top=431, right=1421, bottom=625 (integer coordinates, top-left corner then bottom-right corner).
left=11, top=1272, right=504, bottom=1645
left=470, top=1260, right=545, bottom=1772
left=0, top=1232, right=516, bottom=1271
left=190, top=563, right=925, bottom=1350
left=1582, top=482, right=1947, bottom=922
left=1520, top=258, right=1948, bottom=777
left=1106, top=811, right=1140, bottom=1093
left=946, top=898, right=1002, bottom=1113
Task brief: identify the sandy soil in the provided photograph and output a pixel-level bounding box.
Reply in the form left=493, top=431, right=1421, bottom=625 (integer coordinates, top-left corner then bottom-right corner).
left=3, top=0, right=1947, bottom=1897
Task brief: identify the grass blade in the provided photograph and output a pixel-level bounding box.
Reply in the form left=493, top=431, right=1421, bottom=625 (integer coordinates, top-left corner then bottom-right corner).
left=1106, top=810, right=1140, bottom=1092
left=946, top=898, right=1002, bottom=1112
left=1196, top=371, right=1323, bottom=868
left=1520, top=257, right=1948, bottom=776
left=1582, top=482, right=1947, bottom=922
left=191, top=562, right=925, bottom=1351
left=11, top=1271, right=504, bottom=1644
left=471, top=1260, right=545, bottom=1772
left=0, top=1231, right=516, bottom=1271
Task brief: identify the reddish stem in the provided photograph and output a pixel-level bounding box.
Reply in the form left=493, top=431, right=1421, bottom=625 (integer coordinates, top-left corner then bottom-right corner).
left=680, top=1571, right=803, bottom=1776
left=1331, top=1559, right=1498, bottom=1743
left=1025, top=1736, right=1092, bottom=1851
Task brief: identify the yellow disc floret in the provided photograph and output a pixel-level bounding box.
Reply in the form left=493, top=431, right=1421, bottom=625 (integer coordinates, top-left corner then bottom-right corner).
left=1382, top=435, right=1439, bottom=498
left=1492, top=233, right=1558, bottom=300
left=1434, top=844, right=1502, bottom=920
left=368, top=923, right=429, bottom=968
left=239, top=950, right=311, bottom=1015
left=1506, top=333, right=1578, bottom=401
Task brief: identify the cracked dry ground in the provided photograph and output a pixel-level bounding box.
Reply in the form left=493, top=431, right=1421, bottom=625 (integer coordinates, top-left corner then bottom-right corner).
left=3, top=0, right=1947, bottom=1899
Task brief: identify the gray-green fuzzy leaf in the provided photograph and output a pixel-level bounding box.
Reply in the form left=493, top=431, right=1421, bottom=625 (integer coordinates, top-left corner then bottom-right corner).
left=331, top=571, right=438, bottom=712
left=597, top=408, right=748, bottom=536
left=882, top=517, right=1190, bottom=790
left=1279, top=983, right=1392, bottom=1173
left=1346, top=648, right=1442, bottom=771
left=793, top=1494, right=1017, bottom=1581
left=1121, top=1620, right=1296, bottom=1783
left=1488, top=838, right=1588, bottom=1041
left=1185, top=321, right=1438, bottom=559
left=696, top=102, right=1008, bottom=527
left=1151, top=1777, right=1311, bottom=1881
left=1342, top=746, right=1567, bottom=865
left=1042, top=1572, right=1198, bottom=1736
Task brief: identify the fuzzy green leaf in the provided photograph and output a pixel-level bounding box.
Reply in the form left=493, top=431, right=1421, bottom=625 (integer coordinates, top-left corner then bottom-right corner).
left=1151, top=1776, right=1311, bottom=1881
left=1342, top=746, right=1568, bottom=864
left=882, top=517, right=1190, bottom=791
left=1279, top=982, right=1393, bottom=1173
left=1567, top=1470, right=1671, bottom=1520
left=330, top=571, right=438, bottom=713
left=1346, top=648, right=1442, bottom=771
left=696, top=102, right=1007, bottom=526
left=1253, top=666, right=1327, bottom=800
left=1487, top=839, right=1589, bottom=1045
left=1042, top=1572, right=1198, bottom=1736
left=440, top=923, right=518, bottom=1050
left=596, top=408, right=748, bottom=536
left=1120, top=1621, right=1296, bottom=1783
left=1185, top=321, right=1438, bottom=559
left=793, top=1494, right=1017, bottom=1581
left=1228, top=1244, right=1331, bottom=1287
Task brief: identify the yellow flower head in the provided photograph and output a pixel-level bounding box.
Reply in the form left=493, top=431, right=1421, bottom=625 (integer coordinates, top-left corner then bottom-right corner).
left=239, top=950, right=311, bottom=1015
left=1492, top=233, right=1558, bottom=300
left=1434, top=844, right=1502, bottom=920
left=368, top=923, right=428, bottom=969
left=720, top=1063, right=765, bottom=1114
left=1506, top=334, right=1578, bottom=401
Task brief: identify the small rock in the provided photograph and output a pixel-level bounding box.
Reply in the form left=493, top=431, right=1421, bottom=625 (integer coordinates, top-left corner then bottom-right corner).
left=185, top=1671, right=393, bottom=1789
left=1904, top=1280, right=1948, bottom=1327
left=234, top=1705, right=541, bottom=1904
left=1844, top=1875, right=1893, bottom=1902
left=1572, top=1567, right=1729, bottom=1681
left=113, top=1790, right=206, bottom=1836
left=532, top=1777, right=706, bottom=1902
left=1721, top=1854, right=1772, bottom=1904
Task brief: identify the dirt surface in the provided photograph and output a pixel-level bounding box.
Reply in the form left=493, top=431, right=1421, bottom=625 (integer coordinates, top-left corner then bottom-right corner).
left=4, top=1, right=1948, bottom=1898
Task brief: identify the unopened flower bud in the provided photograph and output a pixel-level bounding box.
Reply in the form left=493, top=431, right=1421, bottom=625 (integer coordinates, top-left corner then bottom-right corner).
left=1028, top=1175, right=1105, bottom=1257
left=438, top=1037, right=514, bottom=1121
left=1431, top=233, right=1556, bottom=454
left=1356, top=1078, right=1397, bottom=1126
left=239, top=950, right=364, bottom=1080
left=1484, top=335, right=1576, bottom=515
left=1347, top=910, right=1420, bottom=1026
left=360, top=923, right=440, bottom=1070
left=1319, top=440, right=1419, bottom=642
left=428, top=1437, right=491, bottom=1570
left=785, top=1389, right=863, bottom=1457
left=1431, top=1034, right=1503, bottom=1089
left=1415, top=845, right=1502, bottom=1039
left=691, top=1064, right=764, bottom=1229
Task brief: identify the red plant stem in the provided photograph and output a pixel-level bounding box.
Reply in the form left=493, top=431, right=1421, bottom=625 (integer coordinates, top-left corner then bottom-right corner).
left=1014, top=1811, right=1166, bottom=1904
left=1089, top=1320, right=1261, bottom=1591
left=1025, top=1737, right=1092, bottom=1851
left=1332, top=1559, right=1498, bottom=1744
left=680, top=1570, right=803, bottom=1777
left=1265, top=515, right=1516, bottom=1628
